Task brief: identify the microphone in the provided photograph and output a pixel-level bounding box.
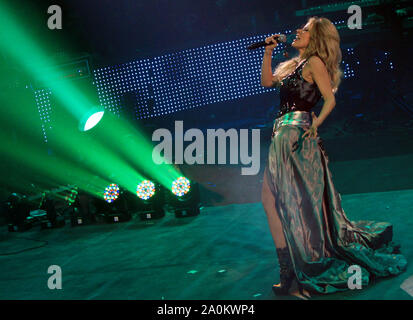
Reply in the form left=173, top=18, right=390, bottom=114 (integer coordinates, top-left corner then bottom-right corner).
left=247, top=34, right=287, bottom=50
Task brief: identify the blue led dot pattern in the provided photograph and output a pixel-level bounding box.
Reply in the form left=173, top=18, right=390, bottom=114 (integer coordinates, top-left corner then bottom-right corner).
left=92, top=32, right=295, bottom=119
left=34, top=88, right=53, bottom=143
left=33, top=24, right=394, bottom=141
left=343, top=47, right=356, bottom=79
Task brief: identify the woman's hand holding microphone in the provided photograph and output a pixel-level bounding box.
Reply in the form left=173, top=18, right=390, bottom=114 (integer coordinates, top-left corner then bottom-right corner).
left=264, top=35, right=280, bottom=54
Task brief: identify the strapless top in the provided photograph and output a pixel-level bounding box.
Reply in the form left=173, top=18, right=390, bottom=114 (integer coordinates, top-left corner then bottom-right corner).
left=275, top=58, right=322, bottom=119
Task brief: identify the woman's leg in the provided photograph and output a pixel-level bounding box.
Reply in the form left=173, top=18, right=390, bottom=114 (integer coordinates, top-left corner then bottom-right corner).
left=262, top=169, right=310, bottom=299
left=261, top=171, right=286, bottom=249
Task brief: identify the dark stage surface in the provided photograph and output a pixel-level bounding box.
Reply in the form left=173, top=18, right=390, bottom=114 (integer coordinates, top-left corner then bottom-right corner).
left=0, top=188, right=412, bottom=300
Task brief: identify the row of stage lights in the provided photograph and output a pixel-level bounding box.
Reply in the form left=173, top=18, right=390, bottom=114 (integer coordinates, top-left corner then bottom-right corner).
left=5, top=176, right=201, bottom=232
left=97, top=176, right=200, bottom=223
left=103, top=176, right=191, bottom=203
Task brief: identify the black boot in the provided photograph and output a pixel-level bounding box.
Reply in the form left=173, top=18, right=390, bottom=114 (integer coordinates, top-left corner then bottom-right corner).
left=272, top=247, right=295, bottom=295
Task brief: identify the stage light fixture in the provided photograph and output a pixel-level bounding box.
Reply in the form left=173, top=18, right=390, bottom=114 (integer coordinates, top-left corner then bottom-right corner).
left=79, top=106, right=104, bottom=132
left=136, top=180, right=156, bottom=200
left=40, top=191, right=66, bottom=229
left=103, top=183, right=120, bottom=203
left=65, top=186, right=79, bottom=206
left=168, top=177, right=201, bottom=218
left=84, top=111, right=104, bottom=131
left=171, top=176, right=191, bottom=197
left=6, top=193, right=32, bottom=232
left=95, top=184, right=131, bottom=223
left=135, top=180, right=165, bottom=221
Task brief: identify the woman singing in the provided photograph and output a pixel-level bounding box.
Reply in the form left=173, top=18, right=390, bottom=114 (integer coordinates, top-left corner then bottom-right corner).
left=261, top=17, right=407, bottom=299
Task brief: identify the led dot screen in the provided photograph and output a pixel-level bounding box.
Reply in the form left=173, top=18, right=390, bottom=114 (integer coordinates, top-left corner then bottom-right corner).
left=171, top=177, right=191, bottom=197
left=104, top=183, right=120, bottom=203
left=33, top=21, right=394, bottom=142
left=34, top=89, right=53, bottom=143
left=136, top=180, right=156, bottom=200
left=92, top=32, right=294, bottom=120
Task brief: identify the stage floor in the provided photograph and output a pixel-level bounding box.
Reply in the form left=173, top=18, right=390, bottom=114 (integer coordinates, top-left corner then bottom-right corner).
left=0, top=189, right=412, bottom=300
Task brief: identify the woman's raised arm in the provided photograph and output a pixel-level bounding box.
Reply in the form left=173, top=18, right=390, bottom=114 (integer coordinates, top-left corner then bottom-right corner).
left=261, top=35, right=280, bottom=87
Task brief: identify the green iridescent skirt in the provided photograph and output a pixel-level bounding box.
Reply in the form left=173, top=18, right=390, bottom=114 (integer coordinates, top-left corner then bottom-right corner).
left=265, top=112, right=407, bottom=294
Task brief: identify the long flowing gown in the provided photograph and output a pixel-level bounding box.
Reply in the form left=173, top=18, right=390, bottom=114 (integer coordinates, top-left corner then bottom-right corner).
left=265, top=58, right=407, bottom=294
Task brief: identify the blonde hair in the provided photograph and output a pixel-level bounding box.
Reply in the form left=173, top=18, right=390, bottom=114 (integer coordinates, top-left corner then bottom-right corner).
left=274, top=17, right=343, bottom=92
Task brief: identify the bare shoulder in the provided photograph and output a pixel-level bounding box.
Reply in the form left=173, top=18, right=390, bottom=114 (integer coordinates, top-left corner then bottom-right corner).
left=307, top=56, right=327, bottom=71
